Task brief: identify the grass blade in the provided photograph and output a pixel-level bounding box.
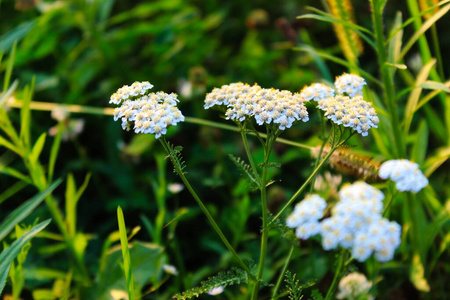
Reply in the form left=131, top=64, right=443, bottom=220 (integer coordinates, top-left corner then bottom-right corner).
left=293, top=46, right=383, bottom=87
left=0, top=179, right=62, bottom=241
left=0, top=219, right=51, bottom=294
left=117, top=206, right=135, bottom=300
left=403, top=59, right=436, bottom=134
left=399, top=3, right=450, bottom=60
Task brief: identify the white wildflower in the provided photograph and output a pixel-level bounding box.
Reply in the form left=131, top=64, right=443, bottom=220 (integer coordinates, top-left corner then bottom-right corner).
left=163, top=264, right=179, bottom=276
left=110, top=83, right=185, bottom=139
left=110, top=81, right=153, bottom=105
left=205, top=83, right=309, bottom=130
left=334, top=73, right=367, bottom=97
left=337, top=272, right=373, bottom=300
left=317, top=95, right=378, bottom=136
left=286, top=194, right=327, bottom=229
left=168, top=183, right=184, bottom=194
left=379, top=159, right=428, bottom=193
left=300, top=83, right=335, bottom=101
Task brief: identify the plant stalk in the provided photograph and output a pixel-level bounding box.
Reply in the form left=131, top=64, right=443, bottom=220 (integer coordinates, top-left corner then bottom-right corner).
left=159, top=138, right=253, bottom=277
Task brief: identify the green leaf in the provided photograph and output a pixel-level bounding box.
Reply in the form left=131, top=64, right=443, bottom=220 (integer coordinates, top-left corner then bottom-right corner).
left=409, top=253, right=430, bottom=292
left=411, top=120, right=429, bottom=164
left=228, top=154, right=259, bottom=190
left=3, top=41, right=16, bottom=93
left=30, top=133, right=47, bottom=165
left=302, top=7, right=373, bottom=34
left=424, top=146, right=450, bottom=177
left=387, top=11, right=404, bottom=79
left=404, top=59, right=436, bottom=135
left=117, top=206, right=135, bottom=300
left=48, top=123, right=62, bottom=182
left=297, top=11, right=375, bottom=50
left=0, top=79, right=18, bottom=107
left=293, top=46, right=382, bottom=87
left=385, top=62, right=407, bottom=69
left=0, top=219, right=51, bottom=294
left=420, top=80, right=450, bottom=93
left=399, top=3, right=450, bottom=60
left=0, top=20, right=36, bottom=53
left=0, top=165, right=32, bottom=184
left=0, top=179, right=61, bottom=241
left=93, top=241, right=166, bottom=299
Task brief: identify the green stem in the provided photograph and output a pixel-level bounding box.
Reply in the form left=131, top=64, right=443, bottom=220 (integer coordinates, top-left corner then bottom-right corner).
left=159, top=138, right=253, bottom=277
left=240, top=125, right=261, bottom=186
left=271, top=146, right=334, bottom=224
left=251, top=130, right=275, bottom=300
left=271, top=245, right=295, bottom=300
left=309, top=117, right=328, bottom=194
left=370, top=0, right=405, bottom=158
left=271, top=131, right=354, bottom=224
left=324, top=250, right=346, bottom=300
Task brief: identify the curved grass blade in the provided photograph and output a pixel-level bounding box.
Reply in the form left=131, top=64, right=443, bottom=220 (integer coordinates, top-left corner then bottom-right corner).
left=0, top=178, right=62, bottom=241
left=293, top=46, right=382, bottom=87
left=399, top=3, right=450, bottom=60
left=117, top=206, right=135, bottom=300
left=0, top=219, right=51, bottom=294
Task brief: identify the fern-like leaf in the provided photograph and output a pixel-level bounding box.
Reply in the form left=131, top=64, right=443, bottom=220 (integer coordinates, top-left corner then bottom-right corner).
left=173, top=268, right=249, bottom=300
left=228, top=154, right=259, bottom=190
left=284, top=270, right=303, bottom=300
left=166, top=142, right=187, bottom=174
left=258, top=162, right=281, bottom=169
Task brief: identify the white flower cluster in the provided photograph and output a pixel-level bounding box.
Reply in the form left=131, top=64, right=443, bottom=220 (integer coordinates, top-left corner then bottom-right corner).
left=317, top=95, right=379, bottom=136
left=299, top=73, right=376, bottom=136
left=286, top=194, right=327, bottom=239
left=379, top=159, right=428, bottom=193
left=337, top=272, right=373, bottom=300
left=335, top=73, right=367, bottom=97
left=205, top=83, right=309, bottom=130
left=300, top=83, right=335, bottom=101
left=111, top=83, right=185, bottom=139
left=110, top=81, right=154, bottom=105
left=286, top=182, right=401, bottom=262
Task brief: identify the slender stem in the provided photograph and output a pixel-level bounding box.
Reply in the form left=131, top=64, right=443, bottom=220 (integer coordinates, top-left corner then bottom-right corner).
left=240, top=124, right=261, bottom=186
left=324, top=250, right=346, bottom=300
left=309, top=118, right=328, bottom=194
left=251, top=130, right=275, bottom=300
left=271, top=146, right=334, bottom=224
left=271, top=131, right=354, bottom=224
left=6, top=98, right=314, bottom=150
left=382, top=189, right=398, bottom=217
left=159, top=138, right=253, bottom=277
left=271, top=245, right=295, bottom=300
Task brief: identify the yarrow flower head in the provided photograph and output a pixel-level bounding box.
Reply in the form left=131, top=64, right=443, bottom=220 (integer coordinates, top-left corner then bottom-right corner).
left=205, top=83, right=309, bottom=130
left=300, top=83, right=335, bottom=101
left=110, top=82, right=185, bottom=139
left=286, top=194, right=326, bottom=239
left=337, top=272, right=374, bottom=300
left=379, top=159, right=428, bottom=193
left=335, top=73, right=367, bottom=97
left=317, top=95, right=379, bottom=136
left=110, top=81, right=154, bottom=105
left=287, top=181, right=402, bottom=262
